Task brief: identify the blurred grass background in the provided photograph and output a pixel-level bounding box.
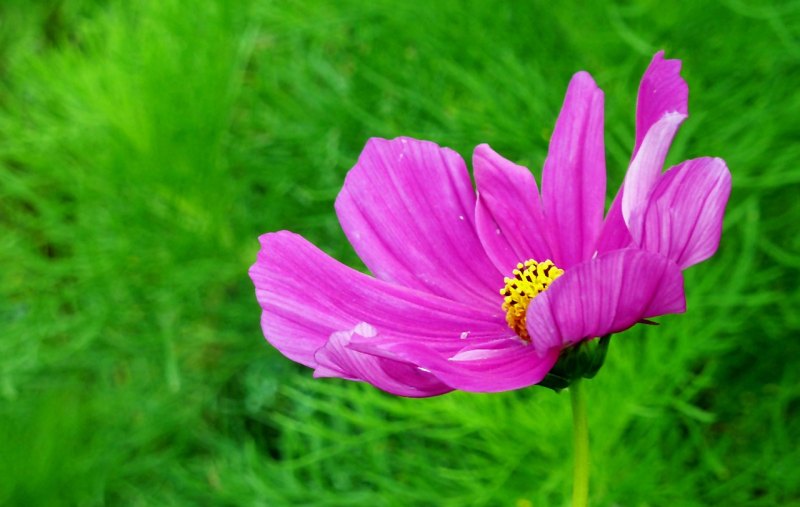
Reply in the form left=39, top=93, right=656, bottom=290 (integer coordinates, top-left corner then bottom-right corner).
left=1, top=0, right=799, bottom=505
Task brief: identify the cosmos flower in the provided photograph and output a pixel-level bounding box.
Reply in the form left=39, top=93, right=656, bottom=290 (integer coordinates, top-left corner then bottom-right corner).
left=249, top=52, right=731, bottom=397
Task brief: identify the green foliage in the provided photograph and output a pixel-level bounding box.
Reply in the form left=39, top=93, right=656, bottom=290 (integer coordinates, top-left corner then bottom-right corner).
left=1, top=0, right=799, bottom=505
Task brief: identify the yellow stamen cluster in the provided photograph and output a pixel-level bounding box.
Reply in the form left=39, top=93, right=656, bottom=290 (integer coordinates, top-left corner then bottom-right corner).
left=500, top=259, right=564, bottom=342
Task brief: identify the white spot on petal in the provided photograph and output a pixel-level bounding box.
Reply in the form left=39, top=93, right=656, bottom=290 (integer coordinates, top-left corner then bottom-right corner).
left=450, top=348, right=498, bottom=362
left=460, top=331, right=470, bottom=340
left=353, top=322, right=377, bottom=338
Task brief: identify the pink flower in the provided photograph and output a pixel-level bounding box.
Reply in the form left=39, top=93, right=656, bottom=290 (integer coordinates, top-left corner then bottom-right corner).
left=249, top=52, right=731, bottom=397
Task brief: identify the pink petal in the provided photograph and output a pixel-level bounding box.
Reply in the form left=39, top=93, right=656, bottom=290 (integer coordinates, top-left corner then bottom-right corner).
left=621, top=112, right=687, bottom=225
left=594, top=198, right=632, bottom=254
left=635, top=51, right=689, bottom=157
left=335, top=137, right=502, bottom=312
left=525, top=249, right=686, bottom=354
left=249, top=231, right=508, bottom=369
left=349, top=334, right=560, bottom=393
left=314, top=323, right=452, bottom=398
left=473, top=144, right=554, bottom=273
left=596, top=52, right=689, bottom=254
left=629, top=157, right=732, bottom=269
left=541, top=71, right=606, bottom=268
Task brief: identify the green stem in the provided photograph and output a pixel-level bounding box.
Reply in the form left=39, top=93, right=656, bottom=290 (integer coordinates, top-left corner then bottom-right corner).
left=570, top=380, right=590, bottom=507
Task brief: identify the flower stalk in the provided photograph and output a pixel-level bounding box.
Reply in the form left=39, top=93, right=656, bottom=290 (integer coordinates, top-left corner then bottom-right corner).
left=570, top=380, right=590, bottom=507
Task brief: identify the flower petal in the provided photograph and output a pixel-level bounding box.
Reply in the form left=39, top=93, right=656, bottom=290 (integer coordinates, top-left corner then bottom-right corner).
left=473, top=144, right=553, bottom=273
left=635, top=51, right=689, bottom=157
left=335, top=137, right=501, bottom=311
left=629, top=157, right=732, bottom=269
left=541, top=71, right=606, bottom=268
left=525, top=249, right=686, bottom=354
left=594, top=199, right=632, bottom=254
left=596, top=52, right=688, bottom=254
left=313, top=323, right=452, bottom=397
left=249, top=231, right=508, bottom=369
left=349, top=334, right=560, bottom=393
left=621, top=112, right=687, bottom=225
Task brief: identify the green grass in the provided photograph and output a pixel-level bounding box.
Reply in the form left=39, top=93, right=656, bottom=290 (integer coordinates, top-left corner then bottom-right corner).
left=1, top=0, right=799, bottom=505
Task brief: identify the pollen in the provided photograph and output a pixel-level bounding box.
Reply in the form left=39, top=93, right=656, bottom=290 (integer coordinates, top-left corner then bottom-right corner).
left=500, top=259, right=564, bottom=342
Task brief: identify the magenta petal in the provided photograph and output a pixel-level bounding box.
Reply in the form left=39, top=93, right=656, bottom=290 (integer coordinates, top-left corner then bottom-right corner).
left=350, top=335, right=560, bottom=393
left=621, top=112, right=687, bottom=225
left=594, top=198, right=632, bottom=254
left=596, top=52, right=689, bottom=254
left=314, top=323, right=452, bottom=398
left=335, top=137, right=501, bottom=311
left=249, top=231, right=508, bottom=369
left=525, top=249, right=686, bottom=354
left=541, top=72, right=606, bottom=268
left=635, top=51, right=689, bottom=157
left=474, top=144, right=553, bottom=273
left=630, top=157, right=732, bottom=269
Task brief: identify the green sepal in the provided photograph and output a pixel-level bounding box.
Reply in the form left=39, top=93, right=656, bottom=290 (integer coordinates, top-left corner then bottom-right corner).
left=537, top=335, right=612, bottom=393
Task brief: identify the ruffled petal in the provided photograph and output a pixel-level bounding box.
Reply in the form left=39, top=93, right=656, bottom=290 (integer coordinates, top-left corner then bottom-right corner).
left=249, top=231, right=508, bottom=369
left=621, top=112, right=687, bottom=225
left=541, top=71, right=606, bottom=268
left=635, top=51, right=689, bottom=157
left=313, top=323, right=452, bottom=398
left=335, top=137, right=501, bottom=311
left=597, top=51, right=689, bottom=254
left=629, top=157, right=732, bottom=269
left=473, top=144, right=554, bottom=273
left=525, top=249, right=686, bottom=354
left=349, top=334, right=560, bottom=393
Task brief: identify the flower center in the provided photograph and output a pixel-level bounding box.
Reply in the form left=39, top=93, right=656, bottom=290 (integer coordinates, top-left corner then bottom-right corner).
left=500, top=259, right=564, bottom=342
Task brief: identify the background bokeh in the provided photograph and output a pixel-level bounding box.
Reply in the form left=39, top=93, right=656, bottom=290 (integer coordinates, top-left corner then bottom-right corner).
left=2, top=0, right=799, bottom=505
